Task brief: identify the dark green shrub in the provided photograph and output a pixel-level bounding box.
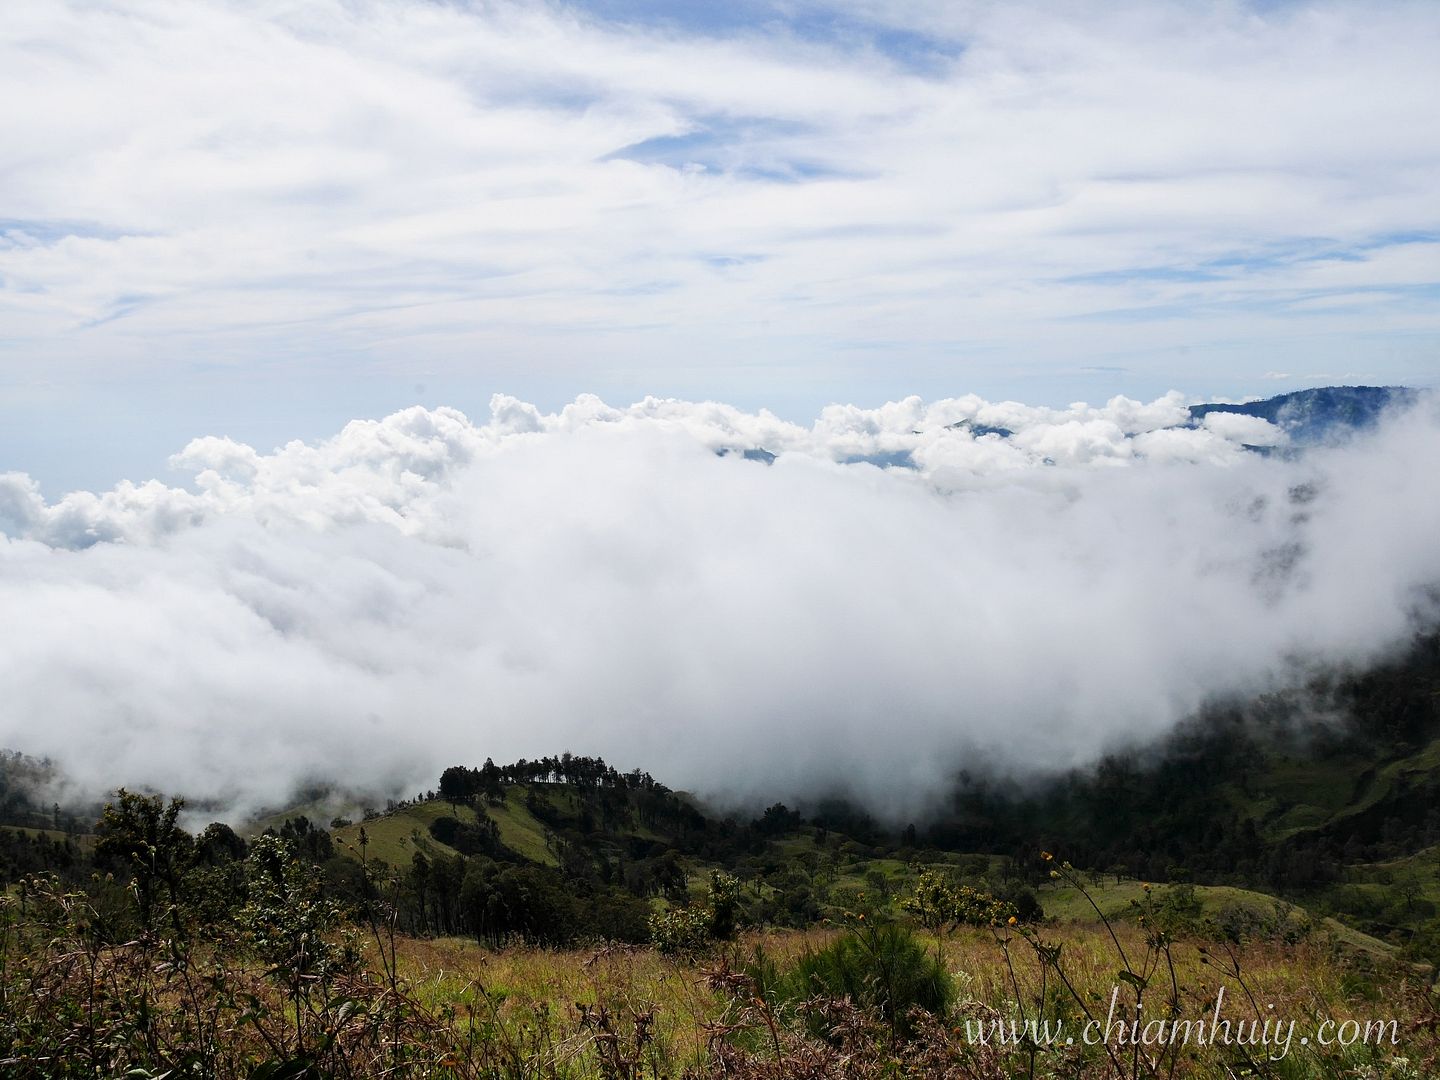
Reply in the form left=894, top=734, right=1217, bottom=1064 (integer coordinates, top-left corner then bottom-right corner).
left=583, top=887, right=653, bottom=943
left=784, top=921, right=952, bottom=1039
left=1154, top=882, right=1204, bottom=931
left=707, top=870, right=742, bottom=940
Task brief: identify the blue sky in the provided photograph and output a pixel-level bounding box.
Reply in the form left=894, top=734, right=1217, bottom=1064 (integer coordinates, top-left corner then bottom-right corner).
left=2, top=0, right=1439, bottom=492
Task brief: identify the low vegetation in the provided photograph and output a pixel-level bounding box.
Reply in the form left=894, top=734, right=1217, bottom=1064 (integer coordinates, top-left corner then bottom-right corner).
left=3, top=849, right=1436, bottom=1078
left=1, top=632, right=1439, bottom=1075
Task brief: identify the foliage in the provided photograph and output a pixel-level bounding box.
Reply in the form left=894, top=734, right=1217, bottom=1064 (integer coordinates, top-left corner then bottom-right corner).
left=650, top=903, right=716, bottom=956
left=241, top=832, right=355, bottom=983
left=706, top=869, right=743, bottom=940
left=94, top=788, right=193, bottom=934
left=902, top=868, right=1016, bottom=931
left=6, top=718, right=1440, bottom=1076
left=651, top=870, right=744, bottom=955
left=781, top=920, right=953, bottom=1039
left=0, top=871, right=447, bottom=1078
left=3, top=863, right=1438, bottom=1077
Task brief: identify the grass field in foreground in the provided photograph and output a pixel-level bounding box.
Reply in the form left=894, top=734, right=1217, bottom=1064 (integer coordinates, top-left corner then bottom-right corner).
left=378, top=920, right=1435, bottom=1079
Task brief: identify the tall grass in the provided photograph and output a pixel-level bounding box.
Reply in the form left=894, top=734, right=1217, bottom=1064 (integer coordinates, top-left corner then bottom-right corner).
left=3, top=870, right=1436, bottom=1077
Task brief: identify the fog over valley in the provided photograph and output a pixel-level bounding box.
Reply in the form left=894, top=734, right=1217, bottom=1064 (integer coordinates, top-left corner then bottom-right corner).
left=2, top=388, right=1437, bottom=821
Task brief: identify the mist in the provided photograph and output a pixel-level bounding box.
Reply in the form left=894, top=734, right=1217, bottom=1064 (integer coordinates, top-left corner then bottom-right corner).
left=2, top=390, right=1438, bottom=822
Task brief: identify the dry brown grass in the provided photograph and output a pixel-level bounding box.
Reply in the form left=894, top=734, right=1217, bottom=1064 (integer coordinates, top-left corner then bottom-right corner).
left=5, top=875, right=1434, bottom=1079
left=388, top=922, right=1439, bottom=1079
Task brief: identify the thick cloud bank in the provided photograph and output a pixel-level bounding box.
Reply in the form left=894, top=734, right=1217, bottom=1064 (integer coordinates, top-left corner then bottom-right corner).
left=2, top=391, right=1438, bottom=820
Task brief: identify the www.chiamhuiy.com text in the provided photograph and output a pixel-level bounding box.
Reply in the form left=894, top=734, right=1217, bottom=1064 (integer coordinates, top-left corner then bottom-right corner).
left=963, top=987, right=1399, bottom=1062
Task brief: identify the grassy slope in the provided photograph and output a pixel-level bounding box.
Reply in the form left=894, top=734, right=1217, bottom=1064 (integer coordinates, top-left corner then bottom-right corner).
left=325, top=786, right=657, bottom=870
left=481, top=795, right=557, bottom=865
left=1217, top=735, right=1440, bottom=845
left=243, top=792, right=372, bottom=838
left=740, top=832, right=1392, bottom=959
left=269, top=744, right=1436, bottom=962
left=332, top=782, right=723, bottom=872
left=1353, top=845, right=1440, bottom=896
left=318, top=791, right=1383, bottom=924
left=331, top=801, right=470, bottom=867
left=1039, top=877, right=1400, bottom=963
left=1337, top=736, right=1440, bottom=822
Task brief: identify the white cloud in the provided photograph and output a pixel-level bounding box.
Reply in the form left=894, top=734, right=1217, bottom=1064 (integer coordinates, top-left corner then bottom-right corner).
left=1, top=391, right=1436, bottom=821
left=0, top=0, right=1437, bottom=396
left=1201, top=411, right=1288, bottom=446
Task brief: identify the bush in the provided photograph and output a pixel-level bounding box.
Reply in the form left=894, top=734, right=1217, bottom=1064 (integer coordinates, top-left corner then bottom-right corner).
left=1154, top=882, right=1204, bottom=931
left=428, top=814, right=507, bottom=858
left=583, top=887, right=653, bottom=943
left=707, top=870, right=742, bottom=940
left=242, top=834, right=355, bottom=984
left=783, top=921, right=952, bottom=1039
left=649, top=870, right=743, bottom=954
left=1208, top=898, right=1311, bottom=945
left=901, top=868, right=1016, bottom=931
left=649, top=905, right=713, bottom=955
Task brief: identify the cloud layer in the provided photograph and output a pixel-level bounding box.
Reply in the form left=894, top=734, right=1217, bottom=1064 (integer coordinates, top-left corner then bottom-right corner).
left=2, top=0, right=1439, bottom=404
left=3, top=391, right=1438, bottom=821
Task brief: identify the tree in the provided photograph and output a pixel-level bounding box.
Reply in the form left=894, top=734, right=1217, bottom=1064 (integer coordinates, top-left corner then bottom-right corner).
left=195, top=821, right=247, bottom=865
left=902, top=868, right=1015, bottom=947
left=479, top=758, right=505, bottom=804
left=94, top=789, right=193, bottom=934
left=438, top=765, right=476, bottom=808
left=242, top=833, right=355, bottom=1057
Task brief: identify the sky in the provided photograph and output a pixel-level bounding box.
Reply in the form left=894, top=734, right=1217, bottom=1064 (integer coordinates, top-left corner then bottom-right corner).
left=3, top=0, right=1439, bottom=493
left=4, top=2, right=1440, bottom=818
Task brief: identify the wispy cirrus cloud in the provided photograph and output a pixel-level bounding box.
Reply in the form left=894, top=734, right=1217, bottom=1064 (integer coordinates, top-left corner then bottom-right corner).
left=1, top=0, right=1437, bottom=410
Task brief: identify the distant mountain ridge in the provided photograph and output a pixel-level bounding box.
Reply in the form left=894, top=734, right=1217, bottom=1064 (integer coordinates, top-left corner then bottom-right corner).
left=725, top=385, right=1421, bottom=467
left=1189, top=385, right=1419, bottom=446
